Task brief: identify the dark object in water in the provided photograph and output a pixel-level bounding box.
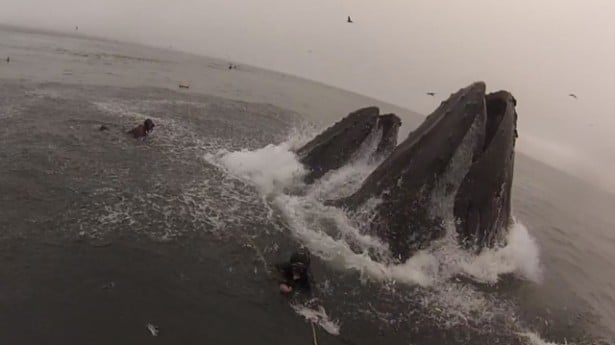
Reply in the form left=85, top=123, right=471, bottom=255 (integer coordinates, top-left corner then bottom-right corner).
left=127, top=119, right=155, bottom=139
left=347, top=16, right=353, bottom=23
left=296, top=107, right=400, bottom=183
left=275, top=248, right=313, bottom=295
left=99, top=125, right=109, bottom=131
left=6, top=56, right=9, bottom=63
left=569, top=93, right=578, bottom=99
left=426, top=92, right=435, bottom=96
left=317, top=82, right=518, bottom=262
left=146, top=323, right=159, bottom=337
left=178, top=82, right=190, bottom=89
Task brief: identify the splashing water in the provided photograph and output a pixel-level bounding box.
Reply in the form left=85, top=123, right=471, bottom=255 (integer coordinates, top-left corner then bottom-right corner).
left=460, top=222, right=543, bottom=284
left=520, top=332, right=568, bottom=345
left=209, top=131, right=543, bottom=287
left=211, top=143, right=307, bottom=194
left=291, top=303, right=341, bottom=335
left=207, top=126, right=546, bottom=341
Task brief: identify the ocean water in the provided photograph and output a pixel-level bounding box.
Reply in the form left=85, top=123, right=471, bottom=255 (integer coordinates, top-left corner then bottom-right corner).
left=0, top=25, right=614, bottom=345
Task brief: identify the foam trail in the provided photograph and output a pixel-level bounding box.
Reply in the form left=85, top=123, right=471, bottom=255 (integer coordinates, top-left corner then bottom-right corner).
left=291, top=303, right=341, bottom=335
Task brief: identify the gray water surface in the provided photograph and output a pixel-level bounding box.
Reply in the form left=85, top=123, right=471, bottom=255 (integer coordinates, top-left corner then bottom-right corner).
left=1, top=25, right=614, bottom=345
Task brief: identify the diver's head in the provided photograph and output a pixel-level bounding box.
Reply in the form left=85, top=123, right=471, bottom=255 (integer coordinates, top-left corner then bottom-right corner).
left=290, top=248, right=310, bottom=265
left=144, top=119, right=155, bottom=132
left=289, top=247, right=311, bottom=279
left=290, top=262, right=307, bottom=280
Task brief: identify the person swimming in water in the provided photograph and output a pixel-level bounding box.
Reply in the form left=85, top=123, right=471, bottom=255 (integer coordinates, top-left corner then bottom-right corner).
left=127, top=119, right=155, bottom=139
left=275, top=248, right=313, bottom=295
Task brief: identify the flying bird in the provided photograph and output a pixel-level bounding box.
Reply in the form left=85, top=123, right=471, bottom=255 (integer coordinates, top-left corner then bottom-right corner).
left=347, top=16, right=353, bottom=23
left=426, top=92, right=435, bottom=96
left=569, top=93, right=578, bottom=99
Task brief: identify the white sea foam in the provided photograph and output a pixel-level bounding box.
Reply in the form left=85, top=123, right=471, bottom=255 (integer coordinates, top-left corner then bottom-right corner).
left=211, top=137, right=543, bottom=286
left=209, top=131, right=545, bottom=333
left=519, top=332, right=568, bottom=345
left=291, top=303, right=341, bottom=335
left=207, top=143, right=306, bottom=194
left=459, top=221, right=543, bottom=283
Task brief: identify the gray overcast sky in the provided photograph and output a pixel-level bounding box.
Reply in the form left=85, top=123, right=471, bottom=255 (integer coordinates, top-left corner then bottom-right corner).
left=1, top=0, right=614, bottom=190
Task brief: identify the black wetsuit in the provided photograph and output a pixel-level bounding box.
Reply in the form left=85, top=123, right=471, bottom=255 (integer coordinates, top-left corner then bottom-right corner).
left=275, top=262, right=313, bottom=294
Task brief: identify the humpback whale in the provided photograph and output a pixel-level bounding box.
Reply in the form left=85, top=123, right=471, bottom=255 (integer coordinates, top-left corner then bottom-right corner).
left=301, top=82, right=518, bottom=262
left=296, top=107, right=401, bottom=183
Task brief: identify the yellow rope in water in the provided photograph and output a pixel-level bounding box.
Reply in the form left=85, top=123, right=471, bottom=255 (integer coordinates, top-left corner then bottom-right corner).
left=311, top=322, right=318, bottom=345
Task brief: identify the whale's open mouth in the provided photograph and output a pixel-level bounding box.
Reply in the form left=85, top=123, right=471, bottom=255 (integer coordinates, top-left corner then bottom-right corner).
left=296, top=82, right=519, bottom=262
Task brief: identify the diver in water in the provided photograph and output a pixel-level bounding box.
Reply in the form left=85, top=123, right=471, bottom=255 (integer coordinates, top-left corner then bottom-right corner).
left=275, top=248, right=313, bottom=295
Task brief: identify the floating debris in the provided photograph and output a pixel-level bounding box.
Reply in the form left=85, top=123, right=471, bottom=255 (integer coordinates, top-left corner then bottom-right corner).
left=146, top=323, right=159, bottom=337
left=178, top=82, right=190, bottom=89
left=101, top=281, right=115, bottom=290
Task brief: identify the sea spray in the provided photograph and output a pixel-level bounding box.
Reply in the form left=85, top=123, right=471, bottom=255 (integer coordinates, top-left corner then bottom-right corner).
left=209, top=131, right=545, bottom=335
